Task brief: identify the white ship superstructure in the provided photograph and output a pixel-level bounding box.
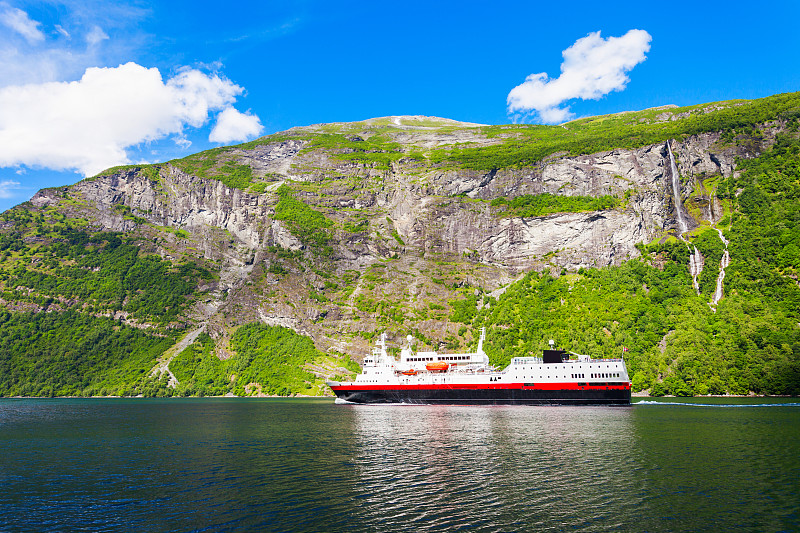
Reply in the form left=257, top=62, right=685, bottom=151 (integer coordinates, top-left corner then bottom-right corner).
left=328, top=329, right=631, bottom=405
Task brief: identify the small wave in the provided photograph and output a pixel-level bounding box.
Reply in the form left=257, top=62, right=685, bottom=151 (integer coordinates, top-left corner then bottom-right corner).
left=635, top=400, right=800, bottom=408
left=334, top=398, right=356, bottom=405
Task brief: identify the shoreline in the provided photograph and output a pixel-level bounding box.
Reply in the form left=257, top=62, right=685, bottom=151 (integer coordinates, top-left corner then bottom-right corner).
left=2, top=394, right=797, bottom=400
left=3, top=394, right=333, bottom=400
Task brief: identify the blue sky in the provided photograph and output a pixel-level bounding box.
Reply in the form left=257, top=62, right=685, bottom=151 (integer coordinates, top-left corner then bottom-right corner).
left=0, top=0, right=798, bottom=212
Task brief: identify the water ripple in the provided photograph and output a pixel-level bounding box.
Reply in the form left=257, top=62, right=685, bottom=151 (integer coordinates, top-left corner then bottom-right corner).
left=0, top=399, right=798, bottom=532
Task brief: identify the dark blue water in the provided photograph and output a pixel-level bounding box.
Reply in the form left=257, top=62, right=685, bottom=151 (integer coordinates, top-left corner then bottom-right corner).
left=1, top=398, right=798, bottom=532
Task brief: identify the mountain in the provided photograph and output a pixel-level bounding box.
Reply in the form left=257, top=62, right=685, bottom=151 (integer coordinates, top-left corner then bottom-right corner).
left=2, top=94, right=800, bottom=397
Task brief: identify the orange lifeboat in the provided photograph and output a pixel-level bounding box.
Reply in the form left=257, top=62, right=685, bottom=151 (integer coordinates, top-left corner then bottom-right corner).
left=400, top=369, right=418, bottom=376
left=426, top=362, right=449, bottom=373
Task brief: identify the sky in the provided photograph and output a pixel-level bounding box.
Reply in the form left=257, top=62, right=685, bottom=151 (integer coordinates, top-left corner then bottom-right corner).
left=0, top=0, right=798, bottom=212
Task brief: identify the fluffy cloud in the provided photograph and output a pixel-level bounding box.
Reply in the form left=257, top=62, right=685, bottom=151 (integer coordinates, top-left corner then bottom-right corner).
left=0, top=62, right=263, bottom=176
left=209, top=107, right=263, bottom=144
left=507, top=29, right=652, bottom=124
left=0, top=3, right=44, bottom=43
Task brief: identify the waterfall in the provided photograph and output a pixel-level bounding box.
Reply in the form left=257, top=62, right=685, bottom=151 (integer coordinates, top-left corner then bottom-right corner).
left=689, top=246, right=704, bottom=293
left=711, top=228, right=730, bottom=305
left=666, top=141, right=702, bottom=293
left=667, top=141, right=688, bottom=235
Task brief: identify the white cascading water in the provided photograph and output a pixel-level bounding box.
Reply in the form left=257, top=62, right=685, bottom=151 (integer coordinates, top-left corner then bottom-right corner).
left=712, top=228, right=730, bottom=305
left=667, top=141, right=702, bottom=292
left=689, top=246, right=704, bottom=292
left=667, top=141, right=688, bottom=235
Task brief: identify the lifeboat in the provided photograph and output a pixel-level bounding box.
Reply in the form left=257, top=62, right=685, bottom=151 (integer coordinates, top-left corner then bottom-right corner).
left=400, top=369, right=418, bottom=376
left=426, top=362, right=449, bottom=373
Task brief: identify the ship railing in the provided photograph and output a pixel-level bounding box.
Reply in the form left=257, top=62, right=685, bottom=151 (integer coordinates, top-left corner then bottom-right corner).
left=564, top=357, right=626, bottom=363
left=511, top=357, right=543, bottom=365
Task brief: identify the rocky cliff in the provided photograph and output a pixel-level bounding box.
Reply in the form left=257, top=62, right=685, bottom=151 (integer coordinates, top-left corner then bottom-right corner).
left=28, top=113, right=773, bottom=350
left=6, top=92, right=799, bottom=397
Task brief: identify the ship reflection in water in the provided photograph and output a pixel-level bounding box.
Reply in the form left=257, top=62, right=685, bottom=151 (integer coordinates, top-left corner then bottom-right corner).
left=347, top=404, right=640, bottom=530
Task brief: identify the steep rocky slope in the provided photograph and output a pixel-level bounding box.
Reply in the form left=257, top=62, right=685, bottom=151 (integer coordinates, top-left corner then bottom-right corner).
left=3, top=93, right=800, bottom=396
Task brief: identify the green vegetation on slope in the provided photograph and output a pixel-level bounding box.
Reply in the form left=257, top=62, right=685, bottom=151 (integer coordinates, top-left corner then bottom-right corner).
left=432, top=92, right=800, bottom=170
left=726, top=133, right=800, bottom=292
left=168, top=324, right=357, bottom=397
left=0, top=310, right=175, bottom=397
left=303, top=132, right=408, bottom=169
left=168, top=332, right=229, bottom=396
left=228, top=323, right=324, bottom=395
left=0, top=213, right=211, bottom=323
left=491, top=193, right=620, bottom=218
left=692, top=229, right=726, bottom=295
left=273, top=185, right=333, bottom=251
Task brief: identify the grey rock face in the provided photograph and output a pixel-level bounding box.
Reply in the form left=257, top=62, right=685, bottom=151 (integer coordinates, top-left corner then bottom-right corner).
left=232, top=139, right=307, bottom=177
left=386, top=132, right=739, bottom=271
left=32, top=132, right=741, bottom=278
left=26, top=128, right=757, bottom=341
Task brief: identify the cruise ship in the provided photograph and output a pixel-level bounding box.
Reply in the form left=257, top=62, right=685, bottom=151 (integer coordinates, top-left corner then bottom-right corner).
left=327, top=329, right=631, bottom=405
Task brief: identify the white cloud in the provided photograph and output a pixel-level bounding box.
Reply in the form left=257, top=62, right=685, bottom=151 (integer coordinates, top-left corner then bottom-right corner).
left=0, top=179, right=21, bottom=199
left=173, top=137, right=192, bottom=149
left=0, top=1, right=148, bottom=88
left=0, top=62, right=262, bottom=176
left=209, top=107, right=263, bottom=144
left=55, top=24, right=70, bottom=39
left=0, top=4, right=44, bottom=43
left=85, top=25, right=108, bottom=46
left=507, top=29, right=652, bottom=124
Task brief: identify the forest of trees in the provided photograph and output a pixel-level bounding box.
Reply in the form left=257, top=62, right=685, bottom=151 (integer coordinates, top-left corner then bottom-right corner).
left=0, top=213, right=211, bottom=323
left=0, top=310, right=175, bottom=397
left=164, top=324, right=358, bottom=397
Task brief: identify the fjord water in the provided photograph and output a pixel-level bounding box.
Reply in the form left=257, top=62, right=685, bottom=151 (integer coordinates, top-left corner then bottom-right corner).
left=1, top=399, right=798, bottom=532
